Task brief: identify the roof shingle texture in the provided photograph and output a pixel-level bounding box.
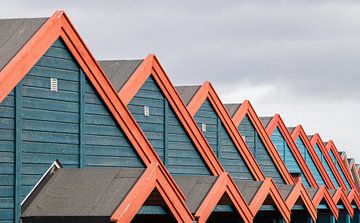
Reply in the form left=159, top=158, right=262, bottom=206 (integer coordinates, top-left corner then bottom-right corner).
left=22, top=168, right=144, bottom=217
left=0, top=17, right=47, bottom=71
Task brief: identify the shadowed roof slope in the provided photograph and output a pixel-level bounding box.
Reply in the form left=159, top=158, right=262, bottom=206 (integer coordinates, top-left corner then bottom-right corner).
left=235, top=180, right=262, bottom=204
left=175, top=85, right=201, bottom=105
left=98, top=60, right=143, bottom=92
left=259, top=116, right=273, bottom=128
left=0, top=17, right=47, bottom=71
left=174, top=176, right=217, bottom=213
left=224, top=103, right=242, bottom=118
left=22, top=168, right=144, bottom=217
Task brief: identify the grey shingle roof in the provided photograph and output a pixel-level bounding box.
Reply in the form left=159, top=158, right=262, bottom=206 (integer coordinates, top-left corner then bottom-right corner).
left=174, top=176, right=217, bottom=213
left=224, top=103, right=242, bottom=118
left=276, top=184, right=295, bottom=200
left=0, top=17, right=47, bottom=71
left=22, top=168, right=144, bottom=217
left=234, top=180, right=262, bottom=203
left=175, top=85, right=201, bottom=106
left=328, top=189, right=337, bottom=197
left=98, top=60, right=143, bottom=92
left=287, top=127, right=296, bottom=134
left=259, top=116, right=273, bottom=128
left=305, top=187, right=319, bottom=200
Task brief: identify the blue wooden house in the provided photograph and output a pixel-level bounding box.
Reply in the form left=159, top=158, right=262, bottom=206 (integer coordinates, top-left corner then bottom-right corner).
left=0, top=11, right=196, bottom=223
left=98, top=55, right=254, bottom=223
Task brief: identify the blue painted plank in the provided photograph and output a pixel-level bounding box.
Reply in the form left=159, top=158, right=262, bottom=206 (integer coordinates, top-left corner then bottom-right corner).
left=270, top=127, right=310, bottom=187
left=239, top=115, right=285, bottom=184
left=129, top=76, right=210, bottom=175
left=194, top=100, right=254, bottom=180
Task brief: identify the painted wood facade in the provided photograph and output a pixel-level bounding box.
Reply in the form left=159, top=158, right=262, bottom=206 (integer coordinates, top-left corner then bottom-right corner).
left=0, top=10, right=359, bottom=223
left=0, top=11, right=195, bottom=223
left=100, top=55, right=255, bottom=223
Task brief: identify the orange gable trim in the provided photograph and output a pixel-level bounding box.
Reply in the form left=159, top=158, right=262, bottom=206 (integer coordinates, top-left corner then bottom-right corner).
left=119, top=55, right=223, bottom=176
left=291, top=126, right=336, bottom=189
left=229, top=100, right=295, bottom=184
left=0, top=11, right=194, bottom=222
left=185, top=82, right=265, bottom=180
left=325, top=141, right=357, bottom=190
left=195, top=173, right=253, bottom=223
left=182, top=82, right=292, bottom=221
left=248, top=178, right=291, bottom=223
left=332, top=189, right=354, bottom=217
left=347, top=189, right=360, bottom=209
left=285, top=182, right=317, bottom=221
left=312, top=186, right=339, bottom=219
left=265, top=114, right=318, bottom=187
left=310, top=134, right=348, bottom=191
left=115, top=55, right=254, bottom=221
left=111, top=163, right=194, bottom=223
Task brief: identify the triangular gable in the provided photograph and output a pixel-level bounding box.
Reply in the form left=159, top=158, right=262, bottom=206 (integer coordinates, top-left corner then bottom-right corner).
left=291, top=125, right=336, bottom=189
left=175, top=82, right=293, bottom=221
left=310, top=186, right=340, bottom=219
left=310, top=134, right=347, bottom=190
left=176, top=82, right=264, bottom=180
left=127, top=75, right=210, bottom=175
left=225, top=100, right=294, bottom=184
left=264, top=115, right=318, bottom=188
left=0, top=11, right=193, bottom=222
left=236, top=178, right=291, bottom=223
left=99, top=55, right=223, bottom=175
left=99, top=55, right=254, bottom=222
left=331, top=188, right=354, bottom=218
left=277, top=182, right=317, bottom=221
left=348, top=158, right=360, bottom=192
left=326, top=141, right=357, bottom=191
left=176, top=173, right=253, bottom=223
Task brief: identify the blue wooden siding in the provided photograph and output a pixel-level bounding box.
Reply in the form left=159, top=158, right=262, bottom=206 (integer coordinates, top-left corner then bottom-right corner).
left=128, top=76, right=210, bottom=175
left=270, top=128, right=310, bottom=187
left=329, top=150, right=351, bottom=190
left=295, top=138, right=326, bottom=186
left=314, top=144, right=340, bottom=188
left=194, top=99, right=254, bottom=180
left=337, top=210, right=350, bottom=223
left=0, top=38, right=144, bottom=223
left=0, top=90, right=15, bottom=223
left=238, top=115, right=285, bottom=184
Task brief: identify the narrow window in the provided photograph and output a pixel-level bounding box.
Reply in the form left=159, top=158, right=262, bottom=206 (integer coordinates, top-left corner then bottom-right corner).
left=144, top=105, right=150, bottom=117
left=50, top=78, right=58, bottom=92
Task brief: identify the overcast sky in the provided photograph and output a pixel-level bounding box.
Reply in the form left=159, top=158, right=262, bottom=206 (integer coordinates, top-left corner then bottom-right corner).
left=2, top=1, right=360, bottom=161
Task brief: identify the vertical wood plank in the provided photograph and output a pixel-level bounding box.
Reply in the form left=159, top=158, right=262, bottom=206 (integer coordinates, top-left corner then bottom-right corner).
left=164, top=100, right=168, bottom=167
left=79, top=69, right=85, bottom=168
left=254, top=131, right=258, bottom=159
left=14, top=84, right=22, bottom=223
left=216, top=117, right=220, bottom=158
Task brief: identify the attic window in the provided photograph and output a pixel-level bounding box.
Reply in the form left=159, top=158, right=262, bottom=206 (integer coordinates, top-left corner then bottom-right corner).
left=144, top=106, right=150, bottom=117
left=201, top=123, right=206, bottom=132
left=50, top=78, right=58, bottom=92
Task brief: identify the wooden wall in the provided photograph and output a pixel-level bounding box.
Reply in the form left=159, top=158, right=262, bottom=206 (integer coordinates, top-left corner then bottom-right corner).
left=314, top=144, right=340, bottom=188
left=194, top=99, right=254, bottom=180
left=0, top=38, right=144, bottom=223
left=328, top=150, right=351, bottom=190
left=295, top=137, right=326, bottom=186
left=128, top=76, right=210, bottom=175
left=238, top=115, right=285, bottom=184
left=270, top=127, right=310, bottom=187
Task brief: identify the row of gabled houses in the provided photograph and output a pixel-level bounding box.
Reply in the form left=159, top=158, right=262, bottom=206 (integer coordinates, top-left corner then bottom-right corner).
left=0, top=11, right=359, bottom=223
